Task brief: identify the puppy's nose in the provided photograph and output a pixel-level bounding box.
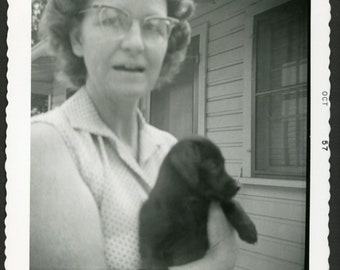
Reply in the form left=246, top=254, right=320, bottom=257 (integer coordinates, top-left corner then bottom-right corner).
left=224, top=181, right=240, bottom=198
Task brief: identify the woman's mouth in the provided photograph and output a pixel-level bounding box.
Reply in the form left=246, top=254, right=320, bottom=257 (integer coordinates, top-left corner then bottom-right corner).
left=113, top=65, right=145, bottom=73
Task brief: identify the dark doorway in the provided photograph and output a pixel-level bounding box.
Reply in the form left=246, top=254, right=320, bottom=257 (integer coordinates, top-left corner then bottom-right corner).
left=150, top=35, right=200, bottom=139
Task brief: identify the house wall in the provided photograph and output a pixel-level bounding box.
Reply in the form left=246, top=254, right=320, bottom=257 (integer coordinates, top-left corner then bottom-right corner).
left=190, top=0, right=306, bottom=269
left=32, top=40, right=68, bottom=110
left=50, top=80, right=67, bottom=109
left=191, top=0, right=252, bottom=177
left=31, top=42, right=67, bottom=110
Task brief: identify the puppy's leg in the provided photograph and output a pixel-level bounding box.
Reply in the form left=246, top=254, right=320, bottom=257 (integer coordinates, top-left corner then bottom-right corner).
left=221, top=200, right=257, bottom=244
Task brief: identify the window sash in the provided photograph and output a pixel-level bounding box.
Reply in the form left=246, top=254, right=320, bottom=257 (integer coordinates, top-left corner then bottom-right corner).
left=253, top=0, right=309, bottom=179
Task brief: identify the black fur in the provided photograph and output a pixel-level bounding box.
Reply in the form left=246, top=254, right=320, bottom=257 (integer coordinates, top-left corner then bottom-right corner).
left=139, top=136, right=257, bottom=270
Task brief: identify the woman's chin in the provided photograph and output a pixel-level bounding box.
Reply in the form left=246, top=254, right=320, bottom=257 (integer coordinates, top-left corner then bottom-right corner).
left=108, top=82, right=151, bottom=99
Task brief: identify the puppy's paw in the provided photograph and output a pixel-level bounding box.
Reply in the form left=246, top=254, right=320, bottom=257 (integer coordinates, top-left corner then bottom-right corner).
left=222, top=200, right=258, bottom=244
left=238, top=220, right=258, bottom=244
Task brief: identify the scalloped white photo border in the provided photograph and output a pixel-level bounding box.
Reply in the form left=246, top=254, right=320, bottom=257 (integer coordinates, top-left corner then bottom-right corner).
left=5, top=0, right=330, bottom=269
left=310, top=0, right=330, bottom=268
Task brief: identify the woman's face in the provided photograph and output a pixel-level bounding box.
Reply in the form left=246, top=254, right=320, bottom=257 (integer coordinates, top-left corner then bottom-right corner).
left=71, top=0, right=169, bottom=102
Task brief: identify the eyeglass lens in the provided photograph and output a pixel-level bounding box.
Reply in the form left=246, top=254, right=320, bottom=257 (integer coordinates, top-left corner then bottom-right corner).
left=98, top=7, right=175, bottom=42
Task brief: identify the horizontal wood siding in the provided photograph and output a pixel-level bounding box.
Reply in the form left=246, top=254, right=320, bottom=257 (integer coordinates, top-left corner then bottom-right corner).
left=235, top=183, right=306, bottom=269
left=208, top=47, right=244, bottom=71
left=207, top=79, right=244, bottom=98
left=190, top=1, right=306, bottom=269
left=208, top=30, right=244, bottom=56
left=207, top=112, right=243, bottom=129
left=237, top=249, right=303, bottom=270
left=192, top=0, right=248, bottom=178
left=207, top=96, right=243, bottom=113
left=31, top=81, right=53, bottom=95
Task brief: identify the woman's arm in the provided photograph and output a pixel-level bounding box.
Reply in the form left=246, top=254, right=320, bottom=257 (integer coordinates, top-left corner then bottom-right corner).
left=170, top=202, right=239, bottom=270
left=30, top=123, right=108, bottom=270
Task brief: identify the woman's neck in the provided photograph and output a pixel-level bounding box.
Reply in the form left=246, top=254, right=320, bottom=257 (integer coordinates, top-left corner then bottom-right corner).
left=84, top=84, right=140, bottom=160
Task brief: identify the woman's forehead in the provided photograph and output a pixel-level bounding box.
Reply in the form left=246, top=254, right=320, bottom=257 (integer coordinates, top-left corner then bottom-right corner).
left=90, top=0, right=168, bottom=16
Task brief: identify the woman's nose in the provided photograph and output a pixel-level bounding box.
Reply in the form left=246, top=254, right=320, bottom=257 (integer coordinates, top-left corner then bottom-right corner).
left=120, top=21, right=145, bottom=53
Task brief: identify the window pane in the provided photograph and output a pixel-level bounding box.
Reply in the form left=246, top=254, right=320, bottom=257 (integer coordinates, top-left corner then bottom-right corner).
left=254, top=0, right=308, bottom=179
left=256, top=88, right=307, bottom=176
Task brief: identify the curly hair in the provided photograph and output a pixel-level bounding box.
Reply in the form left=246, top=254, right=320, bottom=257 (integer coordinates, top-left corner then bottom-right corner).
left=39, top=0, right=195, bottom=89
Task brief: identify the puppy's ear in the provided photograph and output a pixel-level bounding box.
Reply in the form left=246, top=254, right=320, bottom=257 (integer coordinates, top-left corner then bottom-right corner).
left=170, top=143, right=200, bottom=188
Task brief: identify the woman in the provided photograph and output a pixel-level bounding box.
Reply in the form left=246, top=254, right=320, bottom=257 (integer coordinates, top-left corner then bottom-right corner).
left=30, top=0, right=238, bottom=269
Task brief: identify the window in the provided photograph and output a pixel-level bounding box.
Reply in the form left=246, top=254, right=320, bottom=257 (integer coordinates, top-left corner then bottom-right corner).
left=253, top=0, right=309, bottom=179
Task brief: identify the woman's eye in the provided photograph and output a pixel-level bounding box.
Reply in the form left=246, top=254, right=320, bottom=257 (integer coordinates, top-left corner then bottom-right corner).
left=144, top=20, right=168, bottom=37
left=144, top=22, right=158, bottom=32
left=99, top=8, right=125, bottom=29
left=101, top=16, right=120, bottom=27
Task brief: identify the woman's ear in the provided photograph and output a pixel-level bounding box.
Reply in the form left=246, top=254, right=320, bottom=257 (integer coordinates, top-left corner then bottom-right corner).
left=69, top=24, right=84, bottom=57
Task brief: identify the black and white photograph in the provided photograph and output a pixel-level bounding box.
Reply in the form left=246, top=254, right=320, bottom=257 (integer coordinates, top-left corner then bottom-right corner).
left=5, top=0, right=330, bottom=269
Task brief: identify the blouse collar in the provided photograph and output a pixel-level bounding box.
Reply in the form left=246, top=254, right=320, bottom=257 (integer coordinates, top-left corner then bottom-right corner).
left=62, top=87, right=165, bottom=164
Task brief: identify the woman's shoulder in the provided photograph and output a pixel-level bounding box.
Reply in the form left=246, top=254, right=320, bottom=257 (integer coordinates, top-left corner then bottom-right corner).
left=31, top=105, right=65, bottom=127
left=31, top=104, right=79, bottom=153
left=31, top=117, right=65, bottom=154
left=31, top=108, right=68, bottom=156
left=30, top=115, right=107, bottom=269
left=31, top=116, right=76, bottom=186
left=31, top=107, right=81, bottom=186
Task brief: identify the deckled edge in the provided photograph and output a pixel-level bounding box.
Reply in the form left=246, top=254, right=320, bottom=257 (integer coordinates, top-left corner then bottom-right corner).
left=310, top=0, right=331, bottom=269
left=5, top=0, right=31, bottom=269
left=4, top=0, right=332, bottom=269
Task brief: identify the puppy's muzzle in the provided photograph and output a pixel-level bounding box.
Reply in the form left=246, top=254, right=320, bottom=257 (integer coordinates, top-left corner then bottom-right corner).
left=220, top=176, right=240, bottom=200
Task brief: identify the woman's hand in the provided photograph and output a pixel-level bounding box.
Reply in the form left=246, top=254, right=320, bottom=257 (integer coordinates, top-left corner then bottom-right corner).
left=170, top=202, right=238, bottom=270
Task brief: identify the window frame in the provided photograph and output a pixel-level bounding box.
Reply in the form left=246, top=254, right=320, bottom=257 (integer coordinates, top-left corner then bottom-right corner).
left=252, top=1, right=308, bottom=180
left=241, top=0, right=308, bottom=184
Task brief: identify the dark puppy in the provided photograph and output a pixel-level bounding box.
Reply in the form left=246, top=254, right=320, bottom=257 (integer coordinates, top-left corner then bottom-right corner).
left=139, top=136, right=257, bottom=270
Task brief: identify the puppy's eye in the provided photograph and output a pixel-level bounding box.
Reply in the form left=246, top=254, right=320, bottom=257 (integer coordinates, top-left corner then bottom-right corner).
left=202, top=161, right=221, bottom=174
left=212, top=166, right=221, bottom=174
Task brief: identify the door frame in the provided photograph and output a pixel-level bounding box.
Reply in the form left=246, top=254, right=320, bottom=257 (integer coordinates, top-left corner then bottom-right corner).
left=143, top=22, right=208, bottom=136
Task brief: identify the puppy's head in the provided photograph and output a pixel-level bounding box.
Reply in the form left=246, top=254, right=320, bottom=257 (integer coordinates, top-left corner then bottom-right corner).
left=168, top=136, right=240, bottom=201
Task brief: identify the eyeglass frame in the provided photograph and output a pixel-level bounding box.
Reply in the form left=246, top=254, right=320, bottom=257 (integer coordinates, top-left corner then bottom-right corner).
left=78, top=4, right=180, bottom=42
